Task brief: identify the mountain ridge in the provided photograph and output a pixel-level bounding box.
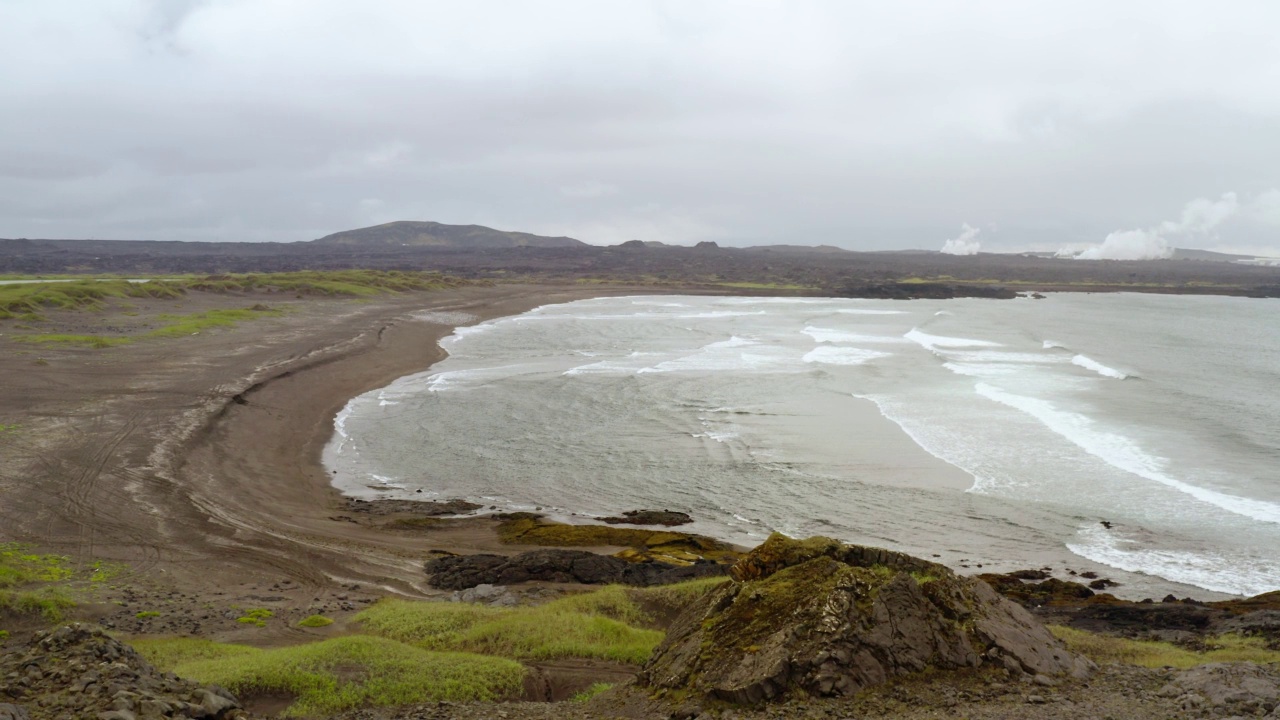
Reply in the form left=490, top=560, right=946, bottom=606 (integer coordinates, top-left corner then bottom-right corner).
left=312, top=220, right=586, bottom=249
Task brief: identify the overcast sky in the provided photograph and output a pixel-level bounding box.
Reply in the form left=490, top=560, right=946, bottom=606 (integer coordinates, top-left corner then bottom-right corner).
left=2, top=1, right=1279, bottom=254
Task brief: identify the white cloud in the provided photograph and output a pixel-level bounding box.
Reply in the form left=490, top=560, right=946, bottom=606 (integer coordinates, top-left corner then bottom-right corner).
left=2, top=2, right=1280, bottom=247
left=560, top=181, right=619, bottom=199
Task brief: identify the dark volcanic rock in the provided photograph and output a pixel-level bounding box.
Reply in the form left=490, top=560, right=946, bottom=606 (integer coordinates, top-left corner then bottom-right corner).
left=425, top=549, right=728, bottom=590
left=599, top=510, right=693, bottom=527
left=345, top=497, right=481, bottom=516
left=0, top=625, right=243, bottom=719
left=637, top=534, right=1092, bottom=706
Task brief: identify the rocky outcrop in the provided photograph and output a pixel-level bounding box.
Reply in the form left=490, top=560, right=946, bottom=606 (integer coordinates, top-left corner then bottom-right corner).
left=637, top=534, right=1093, bottom=706
left=0, top=625, right=243, bottom=720
left=424, top=549, right=728, bottom=590
left=599, top=510, right=693, bottom=527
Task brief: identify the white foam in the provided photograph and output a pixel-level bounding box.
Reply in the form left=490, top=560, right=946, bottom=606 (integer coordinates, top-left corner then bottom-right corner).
left=1072, top=355, right=1130, bottom=380
left=904, top=329, right=1001, bottom=350
left=410, top=311, right=477, bottom=325
left=1043, top=340, right=1067, bottom=350
left=802, top=327, right=909, bottom=344
left=942, top=362, right=1025, bottom=377
left=802, top=346, right=891, bottom=365
left=1067, top=525, right=1278, bottom=596
left=943, top=350, right=1067, bottom=364
left=835, top=308, right=909, bottom=315
left=974, top=383, right=1280, bottom=525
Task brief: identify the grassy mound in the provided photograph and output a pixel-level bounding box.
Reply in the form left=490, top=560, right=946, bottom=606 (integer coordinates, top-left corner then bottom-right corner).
left=1050, top=626, right=1280, bottom=668
left=0, top=544, right=78, bottom=623
left=138, top=635, right=524, bottom=717
left=0, top=279, right=184, bottom=319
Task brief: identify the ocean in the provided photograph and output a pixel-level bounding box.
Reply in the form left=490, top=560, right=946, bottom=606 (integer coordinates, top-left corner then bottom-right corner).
left=324, top=294, right=1280, bottom=599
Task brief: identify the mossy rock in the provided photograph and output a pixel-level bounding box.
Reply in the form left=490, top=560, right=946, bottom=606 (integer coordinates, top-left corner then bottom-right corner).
left=496, top=517, right=740, bottom=565
left=638, top=535, right=1094, bottom=706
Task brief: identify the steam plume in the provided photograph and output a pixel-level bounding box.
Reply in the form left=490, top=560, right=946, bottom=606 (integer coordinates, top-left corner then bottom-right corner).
left=940, top=223, right=981, bottom=255
left=1068, top=192, right=1239, bottom=260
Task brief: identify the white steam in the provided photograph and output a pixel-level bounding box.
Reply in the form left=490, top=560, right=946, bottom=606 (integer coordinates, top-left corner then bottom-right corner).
left=1067, top=192, right=1240, bottom=260
left=940, top=223, right=981, bottom=255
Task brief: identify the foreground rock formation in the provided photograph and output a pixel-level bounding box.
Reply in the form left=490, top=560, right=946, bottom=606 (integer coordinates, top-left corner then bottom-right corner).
left=0, top=625, right=243, bottom=720
left=638, top=534, right=1094, bottom=705
left=425, top=548, right=727, bottom=590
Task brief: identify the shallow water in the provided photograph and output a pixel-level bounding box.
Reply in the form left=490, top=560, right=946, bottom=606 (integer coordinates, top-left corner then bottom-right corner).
left=326, top=294, right=1280, bottom=598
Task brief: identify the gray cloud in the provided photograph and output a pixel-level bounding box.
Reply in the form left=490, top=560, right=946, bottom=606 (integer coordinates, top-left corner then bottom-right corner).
left=2, top=1, right=1279, bottom=252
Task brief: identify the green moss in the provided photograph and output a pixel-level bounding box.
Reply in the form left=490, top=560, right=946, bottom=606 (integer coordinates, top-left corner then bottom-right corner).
left=135, top=611, right=162, bottom=619
left=298, top=614, right=334, bottom=628
left=699, top=559, right=887, bottom=655
left=496, top=516, right=740, bottom=564
left=236, top=608, right=274, bottom=627
left=163, top=635, right=523, bottom=716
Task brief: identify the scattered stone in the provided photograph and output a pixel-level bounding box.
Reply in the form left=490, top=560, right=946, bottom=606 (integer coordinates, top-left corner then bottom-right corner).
left=344, top=498, right=481, bottom=516
left=0, top=625, right=244, bottom=720
left=1166, top=662, right=1280, bottom=715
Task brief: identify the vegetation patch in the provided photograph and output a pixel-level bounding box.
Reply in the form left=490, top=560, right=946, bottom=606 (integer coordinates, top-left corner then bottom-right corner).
left=298, top=614, right=335, bottom=628
left=148, top=306, right=283, bottom=337
left=0, top=544, right=72, bottom=588
left=237, top=608, right=274, bottom=627
left=356, top=587, right=663, bottom=664
left=152, top=635, right=523, bottom=717
left=570, top=682, right=614, bottom=702
left=0, top=279, right=184, bottom=319
left=135, top=611, right=162, bottom=619
left=131, top=637, right=260, bottom=669
left=11, top=334, right=133, bottom=348
left=1049, top=626, right=1280, bottom=668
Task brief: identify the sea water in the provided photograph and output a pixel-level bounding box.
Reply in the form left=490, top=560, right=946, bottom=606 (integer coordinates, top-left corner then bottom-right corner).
left=324, top=294, right=1280, bottom=598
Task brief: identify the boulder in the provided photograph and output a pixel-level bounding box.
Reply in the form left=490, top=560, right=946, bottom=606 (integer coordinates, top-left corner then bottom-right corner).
left=638, top=534, right=1093, bottom=705
left=600, top=510, right=694, bottom=527
left=425, top=549, right=728, bottom=590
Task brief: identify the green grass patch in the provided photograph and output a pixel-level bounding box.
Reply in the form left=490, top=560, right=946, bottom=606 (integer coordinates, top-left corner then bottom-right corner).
left=356, top=588, right=663, bottom=664
left=11, top=334, right=133, bottom=348
left=570, top=682, right=613, bottom=702
left=1049, top=625, right=1280, bottom=668
left=135, top=611, right=162, bottom=619
left=0, top=587, right=76, bottom=622
left=148, top=306, right=282, bottom=337
left=131, top=637, right=259, bottom=668
left=155, top=635, right=523, bottom=717
left=0, top=544, right=73, bottom=588
left=237, top=608, right=274, bottom=627
left=298, top=614, right=334, bottom=628
left=0, top=279, right=184, bottom=318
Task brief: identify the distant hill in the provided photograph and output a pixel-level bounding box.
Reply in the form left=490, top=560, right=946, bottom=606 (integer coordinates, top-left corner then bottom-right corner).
left=312, top=221, right=586, bottom=249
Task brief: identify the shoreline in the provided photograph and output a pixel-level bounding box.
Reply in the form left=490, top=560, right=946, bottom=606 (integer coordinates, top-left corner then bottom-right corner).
left=0, top=283, right=1243, bottom=624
